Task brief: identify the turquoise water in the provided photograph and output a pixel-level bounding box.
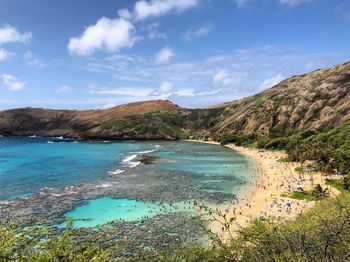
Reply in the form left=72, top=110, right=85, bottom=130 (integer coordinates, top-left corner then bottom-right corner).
left=153, top=142, right=255, bottom=195
left=62, top=197, right=165, bottom=227
left=0, top=137, right=257, bottom=227
left=0, top=137, right=157, bottom=199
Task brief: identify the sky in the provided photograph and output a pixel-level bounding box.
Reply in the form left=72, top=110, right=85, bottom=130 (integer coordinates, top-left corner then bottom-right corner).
left=0, top=0, right=350, bottom=110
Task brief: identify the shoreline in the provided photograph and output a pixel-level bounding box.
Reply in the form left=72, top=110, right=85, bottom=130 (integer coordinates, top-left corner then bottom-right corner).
left=185, top=139, right=340, bottom=240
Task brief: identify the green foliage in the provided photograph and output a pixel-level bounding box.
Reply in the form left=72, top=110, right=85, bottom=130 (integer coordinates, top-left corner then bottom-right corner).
left=2, top=195, right=350, bottom=261
left=327, top=179, right=350, bottom=195
left=218, top=132, right=259, bottom=146
left=311, top=184, right=329, bottom=200
left=242, top=122, right=350, bottom=176
left=277, top=157, right=292, bottom=163
left=294, top=166, right=303, bottom=172
left=268, top=126, right=285, bottom=139
left=0, top=221, right=111, bottom=261
left=264, top=137, right=289, bottom=150
left=344, top=173, right=350, bottom=190
left=290, top=191, right=315, bottom=201
left=99, top=112, right=188, bottom=139
left=161, top=194, right=350, bottom=261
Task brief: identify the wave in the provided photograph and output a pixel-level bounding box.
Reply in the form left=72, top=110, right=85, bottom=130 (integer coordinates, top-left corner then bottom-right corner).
left=122, top=154, right=138, bottom=163
left=108, top=169, right=124, bottom=176
left=95, top=183, right=114, bottom=188
left=108, top=145, right=160, bottom=176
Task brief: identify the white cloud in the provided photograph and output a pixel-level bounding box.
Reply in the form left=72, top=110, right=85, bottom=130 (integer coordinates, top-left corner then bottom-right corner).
left=55, top=85, right=73, bottom=93
left=150, top=81, right=221, bottom=99
left=143, top=22, right=166, bottom=39
left=0, top=48, right=14, bottom=61
left=24, top=51, right=46, bottom=67
left=155, top=47, right=174, bottom=64
left=212, top=69, right=243, bottom=87
left=259, top=73, right=285, bottom=90
left=0, top=25, right=32, bottom=44
left=158, top=81, right=174, bottom=93
left=184, top=25, right=213, bottom=41
left=92, top=87, right=153, bottom=97
left=69, top=0, right=198, bottom=56
left=151, top=81, right=175, bottom=98
left=81, top=44, right=349, bottom=108
left=1, top=74, right=26, bottom=91
left=278, top=0, right=312, bottom=6
left=119, top=0, right=199, bottom=21
left=68, top=17, right=136, bottom=56
left=174, top=88, right=195, bottom=97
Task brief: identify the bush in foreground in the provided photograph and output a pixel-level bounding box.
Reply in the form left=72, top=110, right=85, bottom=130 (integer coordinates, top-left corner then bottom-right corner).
left=159, top=194, right=350, bottom=262
left=1, top=194, right=350, bottom=261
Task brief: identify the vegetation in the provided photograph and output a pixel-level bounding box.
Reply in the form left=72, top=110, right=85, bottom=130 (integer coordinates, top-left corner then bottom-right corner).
left=0, top=220, right=111, bottom=261
left=100, top=112, right=188, bottom=139
left=327, top=174, right=350, bottom=194
left=294, top=166, right=303, bottom=172
left=218, top=132, right=260, bottom=146
left=289, top=191, right=315, bottom=201
left=222, top=122, right=350, bottom=179
left=2, top=195, right=350, bottom=261
left=344, top=173, right=350, bottom=190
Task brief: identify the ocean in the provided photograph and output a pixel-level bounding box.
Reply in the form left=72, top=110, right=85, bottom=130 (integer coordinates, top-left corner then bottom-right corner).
left=0, top=137, right=257, bottom=228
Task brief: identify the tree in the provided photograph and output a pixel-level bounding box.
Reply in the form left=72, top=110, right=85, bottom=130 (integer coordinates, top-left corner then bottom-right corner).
left=312, top=184, right=329, bottom=200
left=343, top=173, right=350, bottom=190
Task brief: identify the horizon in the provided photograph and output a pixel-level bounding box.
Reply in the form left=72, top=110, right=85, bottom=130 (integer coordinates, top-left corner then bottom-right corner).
left=1, top=0, right=350, bottom=110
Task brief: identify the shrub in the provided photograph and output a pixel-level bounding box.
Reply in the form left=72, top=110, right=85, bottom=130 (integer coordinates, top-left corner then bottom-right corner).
left=344, top=173, right=350, bottom=190
left=264, top=137, right=290, bottom=150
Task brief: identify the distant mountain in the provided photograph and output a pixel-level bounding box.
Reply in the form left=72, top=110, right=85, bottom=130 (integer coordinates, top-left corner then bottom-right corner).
left=0, top=100, right=188, bottom=140
left=1, top=61, right=350, bottom=140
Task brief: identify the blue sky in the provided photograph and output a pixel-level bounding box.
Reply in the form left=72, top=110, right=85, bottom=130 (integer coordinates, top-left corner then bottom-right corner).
left=0, top=0, right=350, bottom=110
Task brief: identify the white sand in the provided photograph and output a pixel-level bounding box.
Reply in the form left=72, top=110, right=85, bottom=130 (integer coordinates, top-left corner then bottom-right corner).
left=185, top=140, right=340, bottom=241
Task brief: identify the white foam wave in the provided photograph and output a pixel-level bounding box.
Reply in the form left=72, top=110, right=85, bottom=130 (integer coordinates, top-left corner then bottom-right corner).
left=109, top=145, right=160, bottom=176
left=122, top=154, right=138, bottom=163
left=137, top=149, right=156, bottom=154
left=129, top=161, right=140, bottom=167
left=108, top=169, right=124, bottom=175
left=95, top=183, right=113, bottom=188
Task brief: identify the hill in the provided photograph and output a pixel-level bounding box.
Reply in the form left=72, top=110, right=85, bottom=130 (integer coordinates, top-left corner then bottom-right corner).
left=0, top=100, right=188, bottom=140
left=1, top=61, right=350, bottom=140
left=199, top=61, right=350, bottom=139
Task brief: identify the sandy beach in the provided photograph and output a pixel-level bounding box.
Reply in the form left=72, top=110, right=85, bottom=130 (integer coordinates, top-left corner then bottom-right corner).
left=186, top=140, right=340, bottom=240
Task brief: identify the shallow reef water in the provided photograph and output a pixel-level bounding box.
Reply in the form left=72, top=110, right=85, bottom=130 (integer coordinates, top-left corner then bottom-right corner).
left=0, top=137, right=258, bottom=253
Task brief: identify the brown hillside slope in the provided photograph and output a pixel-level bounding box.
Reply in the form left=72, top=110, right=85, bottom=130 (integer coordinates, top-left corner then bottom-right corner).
left=0, top=100, right=186, bottom=139
left=202, top=61, right=350, bottom=138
